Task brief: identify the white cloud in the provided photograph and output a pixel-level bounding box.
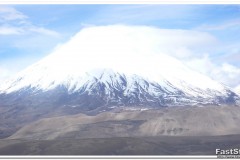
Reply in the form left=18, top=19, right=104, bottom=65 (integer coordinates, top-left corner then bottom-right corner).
left=44, top=25, right=219, bottom=81
left=185, top=54, right=214, bottom=75
left=28, top=27, right=60, bottom=37
left=235, top=85, right=240, bottom=94
left=0, top=25, right=60, bottom=37
left=52, top=25, right=217, bottom=62
left=0, top=26, right=23, bottom=35
left=1, top=24, right=240, bottom=89
left=0, top=6, right=60, bottom=37
left=212, top=63, right=240, bottom=87
left=196, top=19, right=240, bottom=31
left=221, top=63, right=240, bottom=74
left=185, top=54, right=240, bottom=88
left=0, top=66, right=12, bottom=83
left=0, top=6, right=27, bottom=21
left=68, top=25, right=238, bottom=89
left=93, top=5, right=198, bottom=25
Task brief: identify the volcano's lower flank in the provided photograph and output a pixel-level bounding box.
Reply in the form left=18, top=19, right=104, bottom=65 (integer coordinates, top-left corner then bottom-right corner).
left=0, top=106, right=240, bottom=155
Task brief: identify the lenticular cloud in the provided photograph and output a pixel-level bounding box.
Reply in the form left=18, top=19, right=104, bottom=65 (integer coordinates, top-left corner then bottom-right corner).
left=43, top=25, right=216, bottom=75
left=0, top=25, right=224, bottom=93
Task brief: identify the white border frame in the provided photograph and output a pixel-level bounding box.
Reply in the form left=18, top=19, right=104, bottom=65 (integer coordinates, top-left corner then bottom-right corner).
left=0, top=1, right=239, bottom=159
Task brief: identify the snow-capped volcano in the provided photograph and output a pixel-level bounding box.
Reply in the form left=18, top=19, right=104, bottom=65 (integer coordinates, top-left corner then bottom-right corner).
left=0, top=25, right=239, bottom=109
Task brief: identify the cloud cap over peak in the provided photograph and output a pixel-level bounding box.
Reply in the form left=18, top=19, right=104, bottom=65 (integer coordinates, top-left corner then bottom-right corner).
left=41, top=25, right=238, bottom=88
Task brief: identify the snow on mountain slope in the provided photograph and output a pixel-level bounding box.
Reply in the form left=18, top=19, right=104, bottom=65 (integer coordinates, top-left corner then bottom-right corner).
left=0, top=25, right=239, bottom=107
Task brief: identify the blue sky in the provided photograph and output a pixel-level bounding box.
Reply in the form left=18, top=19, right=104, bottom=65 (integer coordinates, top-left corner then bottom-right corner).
left=0, top=4, right=240, bottom=88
